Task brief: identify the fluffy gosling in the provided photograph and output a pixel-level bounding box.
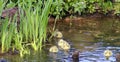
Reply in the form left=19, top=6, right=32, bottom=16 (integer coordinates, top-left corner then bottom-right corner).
left=54, top=30, right=63, bottom=38
left=49, top=46, right=59, bottom=53
left=103, top=49, right=113, bottom=60
left=58, top=39, right=70, bottom=51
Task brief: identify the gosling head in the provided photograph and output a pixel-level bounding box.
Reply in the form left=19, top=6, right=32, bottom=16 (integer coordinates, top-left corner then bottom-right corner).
left=49, top=46, right=58, bottom=53
left=58, top=39, right=70, bottom=51
left=103, top=49, right=113, bottom=60
left=54, top=30, right=63, bottom=39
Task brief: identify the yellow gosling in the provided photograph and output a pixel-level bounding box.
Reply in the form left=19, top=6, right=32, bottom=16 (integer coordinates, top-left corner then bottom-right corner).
left=54, top=30, right=63, bottom=38
left=58, top=39, right=70, bottom=51
left=49, top=46, right=58, bottom=53
left=103, top=49, right=113, bottom=60
left=58, top=39, right=66, bottom=47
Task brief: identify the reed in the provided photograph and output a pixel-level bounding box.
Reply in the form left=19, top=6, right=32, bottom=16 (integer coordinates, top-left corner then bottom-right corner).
left=0, top=0, right=52, bottom=57
left=0, top=0, right=5, bottom=15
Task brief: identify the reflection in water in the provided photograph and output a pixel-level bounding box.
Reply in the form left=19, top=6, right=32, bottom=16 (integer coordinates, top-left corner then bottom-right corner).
left=0, top=51, right=49, bottom=62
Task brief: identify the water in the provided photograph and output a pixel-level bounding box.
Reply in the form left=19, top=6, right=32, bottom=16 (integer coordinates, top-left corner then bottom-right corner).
left=0, top=51, right=49, bottom=62
left=0, top=17, right=120, bottom=62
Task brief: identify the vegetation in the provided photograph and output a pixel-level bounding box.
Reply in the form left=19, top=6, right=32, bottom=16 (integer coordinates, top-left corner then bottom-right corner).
left=50, top=0, right=120, bottom=18
left=0, top=0, right=52, bottom=57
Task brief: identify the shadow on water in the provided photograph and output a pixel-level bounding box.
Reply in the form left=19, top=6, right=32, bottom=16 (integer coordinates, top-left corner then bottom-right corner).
left=1, top=17, right=120, bottom=62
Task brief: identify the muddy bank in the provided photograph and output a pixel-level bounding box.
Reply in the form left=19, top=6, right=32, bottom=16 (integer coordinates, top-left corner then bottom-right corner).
left=49, top=15, right=120, bottom=33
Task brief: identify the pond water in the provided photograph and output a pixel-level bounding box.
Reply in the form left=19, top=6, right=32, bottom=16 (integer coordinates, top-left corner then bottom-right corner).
left=0, top=17, right=120, bottom=62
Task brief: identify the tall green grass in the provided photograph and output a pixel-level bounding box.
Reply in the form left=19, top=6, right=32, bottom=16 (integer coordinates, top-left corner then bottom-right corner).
left=0, top=0, right=52, bottom=57
left=0, top=0, right=5, bottom=15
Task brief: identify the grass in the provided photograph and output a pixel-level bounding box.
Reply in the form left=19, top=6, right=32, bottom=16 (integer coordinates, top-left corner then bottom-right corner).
left=0, top=0, right=52, bottom=57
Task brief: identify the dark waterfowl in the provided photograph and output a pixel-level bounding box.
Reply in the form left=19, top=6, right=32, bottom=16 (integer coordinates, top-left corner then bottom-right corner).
left=72, top=51, right=79, bottom=62
left=116, top=53, right=120, bottom=61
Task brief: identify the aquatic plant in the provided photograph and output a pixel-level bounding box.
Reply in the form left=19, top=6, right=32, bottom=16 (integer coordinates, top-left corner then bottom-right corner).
left=0, top=0, right=53, bottom=57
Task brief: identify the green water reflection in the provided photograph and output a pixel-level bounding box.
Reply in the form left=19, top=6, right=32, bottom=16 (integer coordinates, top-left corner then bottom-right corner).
left=0, top=51, right=49, bottom=62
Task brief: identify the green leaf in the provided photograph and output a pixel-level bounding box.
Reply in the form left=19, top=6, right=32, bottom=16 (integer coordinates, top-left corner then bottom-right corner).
left=6, top=2, right=16, bottom=9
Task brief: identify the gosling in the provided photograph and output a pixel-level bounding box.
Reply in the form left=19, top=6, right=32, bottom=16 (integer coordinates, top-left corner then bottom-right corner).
left=49, top=46, right=59, bottom=53
left=58, top=39, right=70, bottom=51
left=54, top=30, right=63, bottom=38
left=103, top=49, right=113, bottom=60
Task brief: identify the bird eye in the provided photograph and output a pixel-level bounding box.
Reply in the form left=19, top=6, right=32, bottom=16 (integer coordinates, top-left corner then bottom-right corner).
left=0, top=16, right=5, bottom=19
